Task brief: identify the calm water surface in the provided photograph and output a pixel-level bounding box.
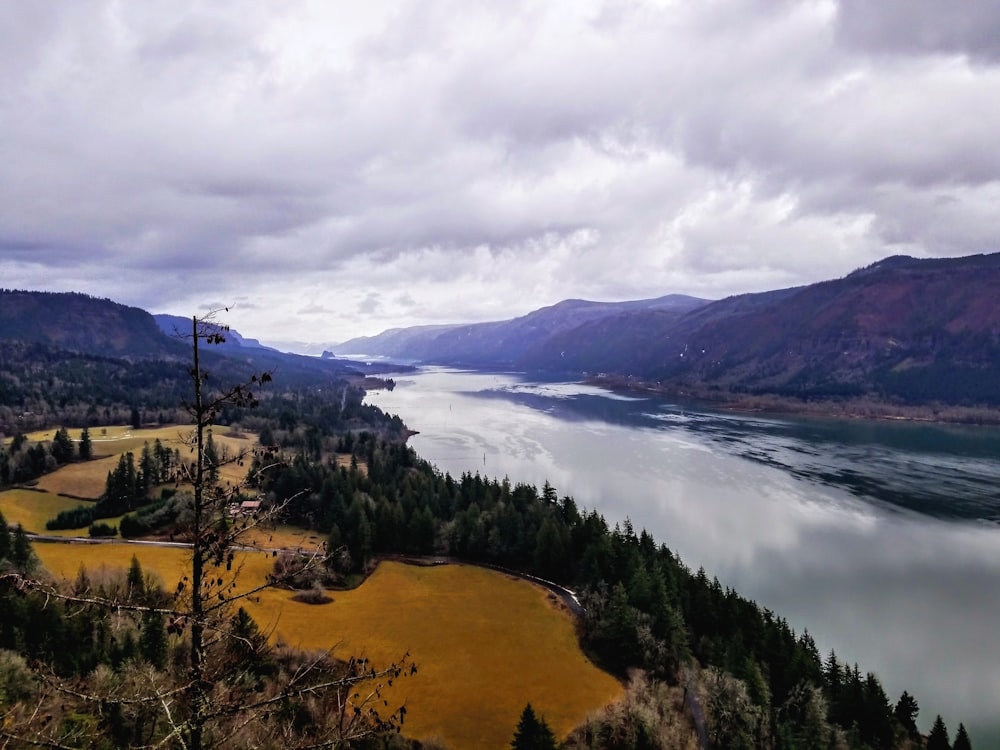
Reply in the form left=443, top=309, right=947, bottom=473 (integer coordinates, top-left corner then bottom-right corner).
left=366, top=368, right=1000, bottom=745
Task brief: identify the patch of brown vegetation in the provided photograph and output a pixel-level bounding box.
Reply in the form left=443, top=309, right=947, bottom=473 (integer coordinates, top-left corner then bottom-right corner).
left=291, top=588, right=334, bottom=605
left=564, top=671, right=698, bottom=750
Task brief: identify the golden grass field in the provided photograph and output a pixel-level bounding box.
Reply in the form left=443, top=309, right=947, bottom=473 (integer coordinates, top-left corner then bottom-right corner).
left=35, top=540, right=198, bottom=593
left=0, top=488, right=87, bottom=534
left=34, top=545, right=622, bottom=749
left=239, top=523, right=326, bottom=551
left=35, top=453, right=128, bottom=499
left=18, top=425, right=187, bottom=458
left=1, top=425, right=257, bottom=536
left=254, top=562, right=625, bottom=748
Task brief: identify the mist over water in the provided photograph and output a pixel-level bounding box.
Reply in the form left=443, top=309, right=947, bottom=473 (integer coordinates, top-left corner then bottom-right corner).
left=367, top=368, right=1000, bottom=745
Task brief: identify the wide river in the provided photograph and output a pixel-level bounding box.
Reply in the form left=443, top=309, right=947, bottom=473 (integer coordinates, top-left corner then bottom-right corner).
left=365, top=368, right=1000, bottom=745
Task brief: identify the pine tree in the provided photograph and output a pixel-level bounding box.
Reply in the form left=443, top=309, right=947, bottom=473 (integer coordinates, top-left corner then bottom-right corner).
left=928, top=714, right=952, bottom=750
left=138, top=610, right=168, bottom=669
left=126, top=555, right=146, bottom=600
left=894, top=690, right=919, bottom=736
left=139, top=442, right=156, bottom=496
left=511, top=703, right=558, bottom=750
left=51, top=427, right=74, bottom=464
left=11, top=525, right=35, bottom=573
left=953, top=723, right=973, bottom=750
left=79, top=426, right=92, bottom=460
left=204, top=429, right=219, bottom=482
left=154, top=438, right=171, bottom=481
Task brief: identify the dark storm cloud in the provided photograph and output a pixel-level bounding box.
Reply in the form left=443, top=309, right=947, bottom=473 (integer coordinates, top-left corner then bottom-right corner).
left=836, top=0, right=1000, bottom=61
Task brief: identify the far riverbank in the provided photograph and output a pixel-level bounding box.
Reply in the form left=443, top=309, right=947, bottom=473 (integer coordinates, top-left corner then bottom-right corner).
left=589, top=374, right=1000, bottom=426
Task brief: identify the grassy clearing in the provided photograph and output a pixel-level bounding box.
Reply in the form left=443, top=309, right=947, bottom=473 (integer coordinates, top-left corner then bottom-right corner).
left=36, top=541, right=195, bottom=591
left=34, top=547, right=622, bottom=749
left=239, top=523, right=325, bottom=552
left=252, top=562, right=622, bottom=748
left=332, top=453, right=367, bottom=477
left=86, top=426, right=190, bottom=459
left=18, top=425, right=258, bottom=531
left=35, top=454, right=123, bottom=499
left=35, top=543, right=277, bottom=612
left=15, top=424, right=252, bottom=457
left=17, top=426, right=195, bottom=501
left=15, top=425, right=187, bottom=455
left=0, top=489, right=90, bottom=534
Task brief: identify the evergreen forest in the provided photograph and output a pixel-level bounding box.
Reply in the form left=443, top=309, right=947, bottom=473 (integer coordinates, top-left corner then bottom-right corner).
left=0, top=317, right=974, bottom=749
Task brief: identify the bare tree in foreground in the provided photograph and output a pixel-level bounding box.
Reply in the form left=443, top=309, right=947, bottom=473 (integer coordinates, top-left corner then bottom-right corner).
left=1, top=313, right=411, bottom=749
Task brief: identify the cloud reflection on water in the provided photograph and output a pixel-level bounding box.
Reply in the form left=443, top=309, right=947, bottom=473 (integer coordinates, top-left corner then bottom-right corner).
left=368, top=368, right=1000, bottom=743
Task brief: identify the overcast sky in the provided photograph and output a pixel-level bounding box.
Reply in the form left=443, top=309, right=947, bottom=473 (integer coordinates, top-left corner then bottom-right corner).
left=3, top=1, right=999, bottom=348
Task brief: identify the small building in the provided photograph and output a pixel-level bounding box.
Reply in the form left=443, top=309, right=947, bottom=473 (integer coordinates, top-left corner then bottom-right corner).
left=229, top=499, right=263, bottom=517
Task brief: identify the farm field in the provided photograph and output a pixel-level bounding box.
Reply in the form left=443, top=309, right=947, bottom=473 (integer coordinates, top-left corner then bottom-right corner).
left=34, top=545, right=622, bottom=749
left=35, top=540, right=199, bottom=592
left=18, top=425, right=189, bottom=458
left=1, top=425, right=258, bottom=536
left=35, top=453, right=130, bottom=499
left=0, top=488, right=87, bottom=535
left=251, top=561, right=624, bottom=748
left=239, top=523, right=326, bottom=551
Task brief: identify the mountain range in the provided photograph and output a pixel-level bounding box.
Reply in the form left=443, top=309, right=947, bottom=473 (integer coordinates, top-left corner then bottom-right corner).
left=333, top=253, right=1000, bottom=408
left=0, top=290, right=404, bottom=436
left=0, top=290, right=393, bottom=381
left=3, top=252, right=998, bottom=413
left=333, top=294, right=708, bottom=366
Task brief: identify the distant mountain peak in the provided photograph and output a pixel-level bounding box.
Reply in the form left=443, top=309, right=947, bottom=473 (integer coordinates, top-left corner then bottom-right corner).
left=847, top=255, right=918, bottom=277
left=152, top=314, right=276, bottom=353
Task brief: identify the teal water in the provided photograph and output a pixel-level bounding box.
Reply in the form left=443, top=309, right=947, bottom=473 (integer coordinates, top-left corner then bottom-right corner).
left=367, top=368, right=1000, bottom=746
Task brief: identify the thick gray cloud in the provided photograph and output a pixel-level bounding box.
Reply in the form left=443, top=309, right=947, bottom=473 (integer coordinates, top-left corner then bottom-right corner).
left=836, top=0, right=1000, bottom=61
left=1, top=0, right=998, bottom=346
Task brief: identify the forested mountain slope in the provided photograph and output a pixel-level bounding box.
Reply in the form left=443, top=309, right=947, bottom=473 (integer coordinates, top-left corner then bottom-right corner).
left=0, top=290, right=182, bottom=358
left=332, top=294, right=709, bottom=367
left=336, top=253, right=1000, bottom=407
left=630, top=253, right=1000, bottom=405
left=0, top=290, right=393, bottom=435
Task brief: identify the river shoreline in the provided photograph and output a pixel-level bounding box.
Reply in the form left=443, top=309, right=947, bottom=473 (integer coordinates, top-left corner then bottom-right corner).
left=366, top=368, right=1000, bottom=746
left=588, top=374, right=1000, bottom=426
